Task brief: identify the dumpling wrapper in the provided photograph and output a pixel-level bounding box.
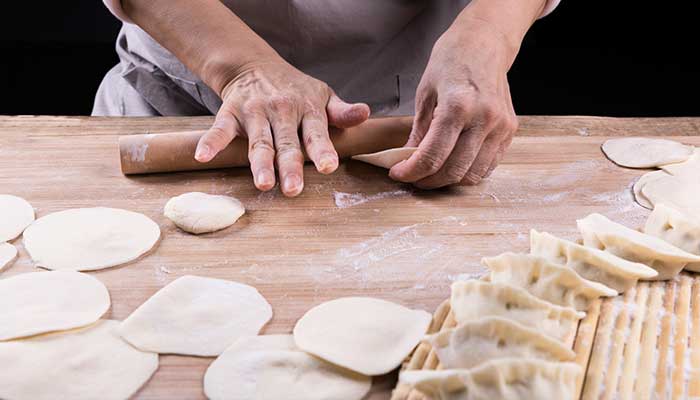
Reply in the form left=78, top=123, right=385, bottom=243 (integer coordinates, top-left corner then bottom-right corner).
left=530, top=229, right=658, bottom=292
left=661, top=147, right=700, bottom=175
left=645, top=204, right=700, bottom=272
left=0, top=242, right=18, bottom=272
left=23, top=207, right=161, bottom=271
left=578, top=213, right=700, bottom=280
left=601, top=137, right=693, bottom=168
left=351, top=147, right=418, bottom=169
left=0, top=320, right=158, bottom=400
left=641, top=174, right=700, bottom=218
left=0, top=194, right=34, bottom=242
left=164, top=192, right=245, bottom=234
left=633, top=170, right=670, bottom=209
left=483, top=252, right=617, bottom=310
left=204, top=335, right=371, bottom=400
left=119, top=275, right=272, bottom=356
left=425, top=316, right=575, bottom=369
left=293, top=296, right=431, bottom=376
left=450, top=280, right=584, bottom=343
left=0, top=270, right=110, bottom=341
left=400, top=358, right=581, bottom=400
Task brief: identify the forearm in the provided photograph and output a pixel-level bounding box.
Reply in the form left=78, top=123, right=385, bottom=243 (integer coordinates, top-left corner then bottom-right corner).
left=122, top=0, right=282, bottom=95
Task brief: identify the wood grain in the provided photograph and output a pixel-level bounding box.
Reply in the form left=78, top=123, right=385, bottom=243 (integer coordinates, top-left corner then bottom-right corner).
left=2, top=116, right=700, bottom=399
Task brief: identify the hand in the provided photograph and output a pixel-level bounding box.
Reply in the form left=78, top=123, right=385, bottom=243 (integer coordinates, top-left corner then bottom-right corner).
left=195, top=61, right=370, bottom=197
left=390, top=19, right=519, bottom=189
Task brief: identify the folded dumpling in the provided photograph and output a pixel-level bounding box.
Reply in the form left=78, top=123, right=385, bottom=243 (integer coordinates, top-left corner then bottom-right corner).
left=483, top=252, right=617, bottom=311
left=644, top=203, right=700, bottom=272
left=450, top=280, right=584, bottom=343
left=399, top=358, right=581, bottom=400
left=577, top=213, right=700, bottom=280
left=425, top=316, right=575, bottom=369
left=529, top=230, right=658, bottom=292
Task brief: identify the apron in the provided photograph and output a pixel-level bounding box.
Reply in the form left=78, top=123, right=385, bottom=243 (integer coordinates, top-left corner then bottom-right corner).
left=93, top=0, right=471, bottom=117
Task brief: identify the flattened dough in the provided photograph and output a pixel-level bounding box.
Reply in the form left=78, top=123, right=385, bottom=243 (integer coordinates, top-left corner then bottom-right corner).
left=119, top=275, right=272, bottom=356
left=0, top=320, right=158, bottom=400
left=352, top=147, right=418, bottom=169
left=661, top=147, right=700, bottom=175
left=164, top=192, right=245, bottom=234
left=0, top=242, right=18, bottom=271
left=633, top=170, right=670, bottom=209
left=23, top=207, right=161, bottom=271
left=293, top=296, right=431, bottom=376
left=602, top=137, right=693, bottom=168
left=642, top=174, right=700, bottom=217
left=0, top=270, right=110, bottom=340
left=0, top=194, right=34, bottom=242
left=204, top=335, right=371, bottom=400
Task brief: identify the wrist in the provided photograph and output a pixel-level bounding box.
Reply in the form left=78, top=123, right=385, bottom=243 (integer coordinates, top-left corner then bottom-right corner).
left=201, top=50, right=283, bottom=97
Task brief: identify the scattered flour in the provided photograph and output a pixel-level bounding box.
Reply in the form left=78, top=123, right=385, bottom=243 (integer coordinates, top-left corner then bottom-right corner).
left=332, top=189, right=411, bottom=209
left=127, top=143, right=148, bottom=162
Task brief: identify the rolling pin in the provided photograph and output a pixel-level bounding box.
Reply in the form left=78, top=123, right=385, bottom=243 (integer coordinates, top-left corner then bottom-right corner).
left=119, top=116, right=413, bottom=175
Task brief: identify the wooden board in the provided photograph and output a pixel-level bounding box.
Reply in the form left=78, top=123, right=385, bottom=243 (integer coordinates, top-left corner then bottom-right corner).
left=1, top=115, right=700, bottom=399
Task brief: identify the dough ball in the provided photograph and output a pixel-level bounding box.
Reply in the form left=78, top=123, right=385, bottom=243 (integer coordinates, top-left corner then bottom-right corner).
left=0, top=242, right=18, bottom=272
left=23, top=207, right=161, bottom=271
left=204, top=335, right=371, bottom=400
left=119, top=275, right=272, bottom=356
left=164, top=192, right=245, bottom=234
left=0, top=270, right=110, bottom=340
left=602, top=138, right=693, bottom=168
left=0, top=194, right=34, bottom=242
left=0, top=320, right=158, bottom=400
left=352, top=147, right=418, bottom=169
left=293, top=297, right=432, bottom=376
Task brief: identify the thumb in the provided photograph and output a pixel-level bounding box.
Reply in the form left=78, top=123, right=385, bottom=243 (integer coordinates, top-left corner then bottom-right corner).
left=326, top=93, right=370, bottom=129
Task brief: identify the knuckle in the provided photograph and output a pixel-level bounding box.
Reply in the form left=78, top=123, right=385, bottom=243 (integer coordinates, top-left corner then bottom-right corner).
left=462, top=171, right=483, bottom=185
left=303, top=131, right=327, bottom=148
left=249, top=138, right=274, bottom=155
left=443, top=96, right=470, bottom=118
left=444, top=167, right=468, bottom=185
left=206, top=127, right=231, bottom=144
left=275, top=141, right=304, bottom=160
left=507, top=116, right=519, bottom=133
left=267, top=95, right=294, bottom=112
left=242, top=99, right=265, bottom=114
left=415, top=151, right=445, bottom=175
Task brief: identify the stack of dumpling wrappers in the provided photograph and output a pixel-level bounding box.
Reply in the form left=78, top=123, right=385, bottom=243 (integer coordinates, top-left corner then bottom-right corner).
left=397, top=204, right=700, bottom=400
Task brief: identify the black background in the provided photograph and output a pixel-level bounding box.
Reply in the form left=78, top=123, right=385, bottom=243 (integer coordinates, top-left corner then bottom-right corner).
left=0, top=1, right=697, bottom=116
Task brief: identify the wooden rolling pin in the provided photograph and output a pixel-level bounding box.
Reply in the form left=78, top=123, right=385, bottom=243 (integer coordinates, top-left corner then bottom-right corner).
left=119, top=116, right=413, bottom=175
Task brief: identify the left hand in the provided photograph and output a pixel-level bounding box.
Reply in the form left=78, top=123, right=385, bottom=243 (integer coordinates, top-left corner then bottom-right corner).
left=390, top=19, right=519, bottom=189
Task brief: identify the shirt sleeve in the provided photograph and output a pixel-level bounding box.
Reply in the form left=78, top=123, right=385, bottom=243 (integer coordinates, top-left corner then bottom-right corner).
left=103, top=0, right=133, bottom=23
left=540, top=0, right=561, bottom=18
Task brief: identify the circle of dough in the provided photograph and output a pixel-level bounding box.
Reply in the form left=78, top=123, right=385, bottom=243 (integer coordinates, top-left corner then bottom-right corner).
left=0, top=270, right=110, bottom=340
left=204, top=335, right=371, bottom=400
left=164, top=192, right=245, bottom=234
left=0, top=194, right=35, bottom=242
left=23, top=207, right=161, bottom=271
left=601, top=137, right=693, bottom=168
left=118, top=275, right=272, bottom=356
left=0, top=320, right=158, bottom=400
left=293, top=296, right=432, bottom=376
left=0, top=242, right=18, bottom=271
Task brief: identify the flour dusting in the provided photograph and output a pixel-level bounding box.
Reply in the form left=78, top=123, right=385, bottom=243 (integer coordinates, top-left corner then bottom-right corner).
left=128, top=143, right=148, bottom=162
left=333, top=189, right=411, bottom=208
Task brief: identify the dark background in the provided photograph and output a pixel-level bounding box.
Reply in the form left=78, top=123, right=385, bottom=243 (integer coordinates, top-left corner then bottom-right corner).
left=0, top=1, right=696, bottom=116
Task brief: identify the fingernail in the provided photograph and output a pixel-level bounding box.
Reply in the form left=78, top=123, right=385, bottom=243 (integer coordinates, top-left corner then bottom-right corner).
left=255, top=170, right=275, bottom=190
left=195, top=144, right=211, bottom=162
left=282, top=173, right=303, bottom=196
left=318, top=155, right=338, bottom=174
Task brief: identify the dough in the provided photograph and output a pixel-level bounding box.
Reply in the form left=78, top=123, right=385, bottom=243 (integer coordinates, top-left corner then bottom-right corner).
left=204, top=335, right=371, bottom=400
left=0, top=270, right=110, bottom=340
left=0, top=320, right=158, bottom=400
left=0, top=194, right=34, bottom=242
left=0, top=242, right=18, bottom=272
left=119, top=275, right=272, bottom=356
left=661, top=147, right=700, bottom=175
left=644, top=204, right=700, bottom=272
left=164, top=192, right=245, bottom=234
left=351, top=147, right=418, bottom=169
left=633, top=170, right=670, bottom=209
left=642, top=174, right=700, bottom=218
left=293, top=296, right=431, bottom=376
left=601, top=137, right=693, bottom=168
left=23, top=207, right=161, bottom=271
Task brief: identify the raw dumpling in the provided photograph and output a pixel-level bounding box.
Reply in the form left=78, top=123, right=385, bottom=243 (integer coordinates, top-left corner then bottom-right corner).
left=601, top=137, right=693, bottom=168
left=577, top=213, right=700, bottom=280
left=644, top=204, right=700, bottom=272
left=204, top=335, right=371, bottom=400
left=293, top=296, right=431, bottom=376
left=399, top=358, right=581, bottom=400
left=425, top=316, right=575, bottom=369
left=164, top=192, right=245, bottom=234
left=633, top=170, right=670, bottom=209
left=450, top=280, right=584, bottom=343
left=530, top=230, right=658, bottom=292
left=641, top=173, right=700, bottom=217
left=351, top=147, right=418, bottom=169
left=483, top=252, right=617, bottom=311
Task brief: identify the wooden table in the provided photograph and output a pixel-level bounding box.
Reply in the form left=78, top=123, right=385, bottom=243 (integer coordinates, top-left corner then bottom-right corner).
left=2, top=115, right=699, bottom=399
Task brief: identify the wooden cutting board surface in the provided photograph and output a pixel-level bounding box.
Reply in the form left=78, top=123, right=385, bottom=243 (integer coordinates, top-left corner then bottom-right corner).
left=1, top=115, right=699, bottom=399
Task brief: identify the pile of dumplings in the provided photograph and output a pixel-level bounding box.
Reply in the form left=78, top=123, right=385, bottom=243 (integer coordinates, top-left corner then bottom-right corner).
left=399, top=204, right=700, bottom=400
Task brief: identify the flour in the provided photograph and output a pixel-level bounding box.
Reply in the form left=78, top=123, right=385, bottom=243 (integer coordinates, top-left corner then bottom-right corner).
left=332, top=189, right=411, bottom=209
left=128, top=143, right=148, bottom=163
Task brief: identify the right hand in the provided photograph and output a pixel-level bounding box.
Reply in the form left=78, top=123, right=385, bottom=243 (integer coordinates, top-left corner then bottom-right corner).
left=195, top=61, right=370, bottom=197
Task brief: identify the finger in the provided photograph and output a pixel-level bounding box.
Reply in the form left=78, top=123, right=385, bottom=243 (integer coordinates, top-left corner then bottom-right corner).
left=484, top=134, right=513, bottom=178
left=405, top=87, right=437, bottom=147
left=243, top=112, right=276, bottom=191
left=268, top=110, right=304, bottom=198
left=460, top=133, right=503, bottom=186
left=389, top=100, right=469, bottom=183
left=326, top=93, right=370, bottom=129
left=302, top=110, right=338, bottom=174
left=195, top=106, right=240, bottom=163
